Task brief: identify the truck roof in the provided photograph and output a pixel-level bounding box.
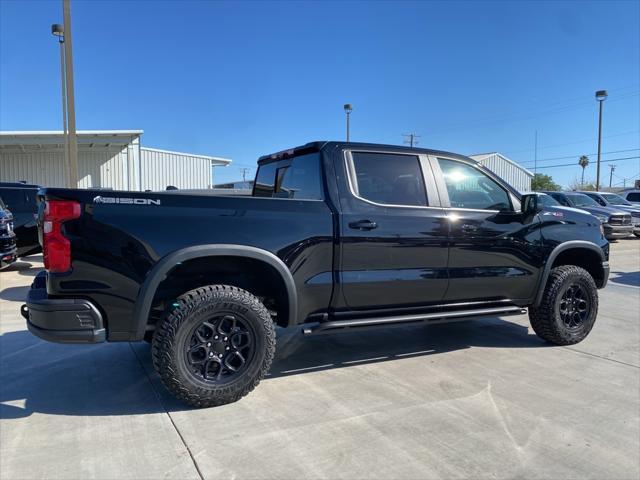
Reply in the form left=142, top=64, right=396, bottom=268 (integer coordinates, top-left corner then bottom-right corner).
left=257, top=141, right=475, bottom=165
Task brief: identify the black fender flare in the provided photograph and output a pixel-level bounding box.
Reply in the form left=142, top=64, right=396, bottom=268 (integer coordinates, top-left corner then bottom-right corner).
left=533, top=240, right=606, bottom=306
left=132, top=244, right=298, bottom=340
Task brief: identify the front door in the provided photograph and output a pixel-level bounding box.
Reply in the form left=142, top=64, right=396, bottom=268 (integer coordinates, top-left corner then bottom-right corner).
left=336, top=150, right=449, bottom=310
left=432, top=157, right=542, bottom=303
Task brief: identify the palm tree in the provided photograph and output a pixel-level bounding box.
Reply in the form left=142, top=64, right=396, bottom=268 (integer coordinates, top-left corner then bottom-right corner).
left=579, top=155, right=589, bottom=187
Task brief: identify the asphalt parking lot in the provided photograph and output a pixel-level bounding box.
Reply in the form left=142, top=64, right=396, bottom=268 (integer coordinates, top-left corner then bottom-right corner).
left=1, top=240, right=639, bottom=480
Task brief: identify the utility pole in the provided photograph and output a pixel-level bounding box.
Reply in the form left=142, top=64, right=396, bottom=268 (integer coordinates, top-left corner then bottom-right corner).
left=62, top=0, right=78, bottom=188
left=240, top=167, right=250, bottom=183
left=609, top=164, right=616, bottom=188
left=595, top=90, right=608, bottom=191
left=402, top=133, right=421, bottom=148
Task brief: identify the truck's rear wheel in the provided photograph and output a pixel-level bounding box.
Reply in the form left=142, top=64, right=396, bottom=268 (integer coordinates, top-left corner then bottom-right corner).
left=152, top=285, right=275, bottom=407
left=528, top=265, right=598, bottom=345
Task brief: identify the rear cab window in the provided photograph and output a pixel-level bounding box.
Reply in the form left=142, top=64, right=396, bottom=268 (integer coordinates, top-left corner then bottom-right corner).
left=627, top=192, right=640, bottom=202
left=0, top=189, right=26, bottom=211
left=253, top=153, right=323, bottom=200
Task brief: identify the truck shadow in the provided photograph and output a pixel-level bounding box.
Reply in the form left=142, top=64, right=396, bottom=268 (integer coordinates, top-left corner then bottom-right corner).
left=0, top=285, right=29, bottom=302
left=0, top=317, right=545, bottom=419
left=609, top=271, right=640, bottom=288
left=0, top=256, right=43, bottom=277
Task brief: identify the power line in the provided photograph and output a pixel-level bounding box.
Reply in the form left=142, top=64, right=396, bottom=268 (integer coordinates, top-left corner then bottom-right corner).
left=503, top=129, right=640, bottom=155
left=428, top=90, right=639, bottom=137
left=533, top=155, right=640, bottom=170
left=520, top=147, right=640, bottom=166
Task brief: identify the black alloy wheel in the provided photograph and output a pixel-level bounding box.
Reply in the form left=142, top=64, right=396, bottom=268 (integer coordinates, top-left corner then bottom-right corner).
left=558, top=284, right=590, bottom=330
left=184, top=314, right=254, bottom=384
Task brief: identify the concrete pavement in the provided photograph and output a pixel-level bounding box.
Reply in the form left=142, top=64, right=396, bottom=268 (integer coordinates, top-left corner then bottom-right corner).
left=1, top=241, right=639, bottom=479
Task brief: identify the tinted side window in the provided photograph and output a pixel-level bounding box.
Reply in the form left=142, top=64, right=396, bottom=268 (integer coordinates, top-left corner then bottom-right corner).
left=0, top=189, right=25, bottom=210
left=549, top=193, right=570, bottom=206
left=253, top=153, right=323, bottom=200
left=627, top=192, right=640, bottom=202
left=350, top=152, right=428, bottom=206
left=274, top=153, right=323, bottom=200
left=253, top=163, right=277, bottom=197
left=438, top=159, right=511, bottom=211
left=588, top=194, right=606, bottom=206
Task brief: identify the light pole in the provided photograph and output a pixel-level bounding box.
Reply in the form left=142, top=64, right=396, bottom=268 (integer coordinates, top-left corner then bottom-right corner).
left=51, top=24, right=70, bottom=187
left=52, top=1, right=79, bottom=188
left=344, top=104, right=353, bottom=142
left=595, top=90, right=608, bottom=191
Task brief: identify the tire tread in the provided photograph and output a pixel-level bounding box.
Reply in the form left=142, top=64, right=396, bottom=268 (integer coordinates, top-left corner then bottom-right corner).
left=151, top=285, right=276, bottom=408
left=529, top=265, right=598, bottom=345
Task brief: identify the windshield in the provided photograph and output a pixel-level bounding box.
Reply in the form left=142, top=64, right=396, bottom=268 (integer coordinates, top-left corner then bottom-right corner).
left=601, top=193, right=631, bottom=206
left=567, top=193, right=600, bottom=207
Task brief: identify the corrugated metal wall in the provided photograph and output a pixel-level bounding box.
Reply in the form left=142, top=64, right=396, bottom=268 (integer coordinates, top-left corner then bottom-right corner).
left=140, top=148, right=212, bottom=190
left=0, top=147, right=129, bottom=189
left=472, top=153, right=533, bottom=193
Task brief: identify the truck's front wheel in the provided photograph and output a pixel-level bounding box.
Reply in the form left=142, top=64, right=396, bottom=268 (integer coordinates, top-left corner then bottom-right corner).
left=528, top=265, right=598, bottom=345
left=152, top=285, right=276, bottom=407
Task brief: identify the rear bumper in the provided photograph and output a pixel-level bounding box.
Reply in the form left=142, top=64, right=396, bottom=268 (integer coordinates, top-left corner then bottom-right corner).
left=0, top=234, right=17, bottom=269
left=1, top=251, right=17, bottom=269
left=22, top=272, right=105, bottom=343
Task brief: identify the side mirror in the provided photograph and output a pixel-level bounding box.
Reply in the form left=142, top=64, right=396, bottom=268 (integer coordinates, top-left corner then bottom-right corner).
left=521, top=194, right=542, bottom=214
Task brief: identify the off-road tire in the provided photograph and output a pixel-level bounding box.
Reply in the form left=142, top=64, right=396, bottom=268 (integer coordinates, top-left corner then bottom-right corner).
left=152, top=285, right=276, bottom=407
left=529, top=265, right=598, bottom=345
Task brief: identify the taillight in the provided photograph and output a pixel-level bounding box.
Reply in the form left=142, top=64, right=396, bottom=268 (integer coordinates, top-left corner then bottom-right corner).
left=43, top=200, right=81, bottom=273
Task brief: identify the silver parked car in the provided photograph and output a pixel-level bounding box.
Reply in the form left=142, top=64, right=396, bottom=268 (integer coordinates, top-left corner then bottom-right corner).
left=579, top=191, right=640, bottom=238
left=620, top=189, right=640, bottom=206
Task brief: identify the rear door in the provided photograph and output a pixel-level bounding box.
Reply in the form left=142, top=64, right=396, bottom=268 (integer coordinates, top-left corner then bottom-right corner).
left=431, top=156, right=542, bottom=303
left=336, top=149, right=449, bottom=310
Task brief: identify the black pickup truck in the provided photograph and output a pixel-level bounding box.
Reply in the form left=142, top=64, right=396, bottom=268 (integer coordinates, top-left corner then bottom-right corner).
left=23, top=142, right=610, bottom=407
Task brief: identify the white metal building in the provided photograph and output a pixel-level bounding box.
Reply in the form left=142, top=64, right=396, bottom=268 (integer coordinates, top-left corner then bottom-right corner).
left=469, top=152, right=533, bottom=193
left=0, top=130, right=232, bottom=191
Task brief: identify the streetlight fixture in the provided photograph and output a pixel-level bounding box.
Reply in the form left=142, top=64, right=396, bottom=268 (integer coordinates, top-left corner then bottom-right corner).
left=51, top=23, right=70, bottom=187
left=343, top=104, right=353, bottom=142
left=595, top=89, right=608, bottom=191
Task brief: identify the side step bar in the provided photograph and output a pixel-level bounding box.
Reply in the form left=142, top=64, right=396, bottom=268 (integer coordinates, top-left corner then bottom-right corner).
left=302, top=306, right=527, bottom=335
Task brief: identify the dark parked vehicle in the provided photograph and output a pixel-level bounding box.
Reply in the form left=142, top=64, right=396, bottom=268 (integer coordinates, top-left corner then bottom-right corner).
left=23, top=142, right=610, bottom=407
left=0, top=197, right=17, bottom=270
left=543, top=191, right=633, bottom=240
left=578, top=191, right=640, bottom=237
left=0, top=182, right=41, bottom=257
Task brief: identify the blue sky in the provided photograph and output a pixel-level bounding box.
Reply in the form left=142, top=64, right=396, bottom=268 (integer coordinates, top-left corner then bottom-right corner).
left=1, top=0, right=638, bottom=188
